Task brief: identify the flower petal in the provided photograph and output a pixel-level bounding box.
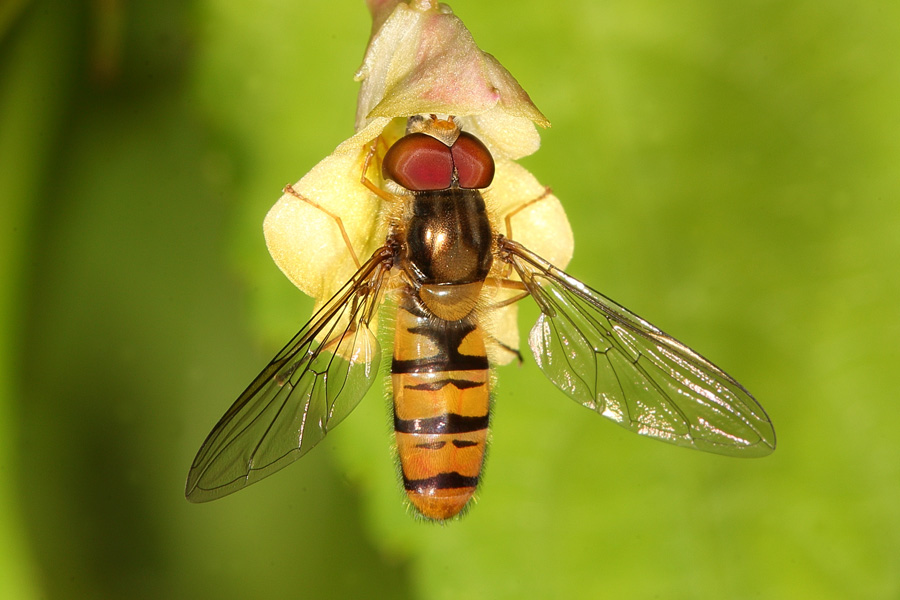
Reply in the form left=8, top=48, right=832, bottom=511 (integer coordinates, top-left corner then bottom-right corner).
left=355, top=1, right=547, bottom=159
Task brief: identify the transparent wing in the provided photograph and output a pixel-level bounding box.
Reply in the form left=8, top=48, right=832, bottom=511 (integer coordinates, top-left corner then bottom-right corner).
left=185, top=248, right=394, bottom=502
left=500, top=238, right=775, bottom=457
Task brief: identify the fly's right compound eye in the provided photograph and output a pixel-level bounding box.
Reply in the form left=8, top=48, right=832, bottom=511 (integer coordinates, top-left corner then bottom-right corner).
left=450, top=132, right=494, bottom=190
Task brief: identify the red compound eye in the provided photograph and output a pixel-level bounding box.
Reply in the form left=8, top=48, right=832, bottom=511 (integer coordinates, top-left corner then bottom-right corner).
left=451, top=132, right=495, bottom=189
left=382, top=133, right=453, bottom=191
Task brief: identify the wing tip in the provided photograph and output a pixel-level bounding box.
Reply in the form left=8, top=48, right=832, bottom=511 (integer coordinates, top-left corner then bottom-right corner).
left=184, top=481, right=228, bottom=504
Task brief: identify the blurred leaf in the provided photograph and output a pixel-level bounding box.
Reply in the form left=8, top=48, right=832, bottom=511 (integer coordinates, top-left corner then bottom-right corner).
left=0, top=1, right=80, bottom=598
left=16, top=0, right=409, bottom=598
left=0, top=0, right=30, bottom=43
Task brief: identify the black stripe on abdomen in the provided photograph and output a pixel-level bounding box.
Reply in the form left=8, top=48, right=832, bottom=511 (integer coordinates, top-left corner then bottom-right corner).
left=452, top=439, right=479, bottom=448
left=404, top=471, right=479, bottom=492
left=392, top=354, right=488, bottom=374
left=404, top=378, right=485, bottom=391
left=394, top=412, right=489, bottom=434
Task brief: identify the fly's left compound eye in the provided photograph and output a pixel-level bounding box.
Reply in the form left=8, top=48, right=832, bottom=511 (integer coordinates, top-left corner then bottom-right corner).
left=382, top=133, right=453, bottom=191
left=451, top=132, right=494, bottom=189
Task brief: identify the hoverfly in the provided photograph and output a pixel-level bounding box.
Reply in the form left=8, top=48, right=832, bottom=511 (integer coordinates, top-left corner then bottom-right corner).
left=185, top=115, right=776, bottom=520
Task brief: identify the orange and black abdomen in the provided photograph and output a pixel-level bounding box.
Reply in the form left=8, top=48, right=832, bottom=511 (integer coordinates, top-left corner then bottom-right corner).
left=392, top=292, right=490, bottom=520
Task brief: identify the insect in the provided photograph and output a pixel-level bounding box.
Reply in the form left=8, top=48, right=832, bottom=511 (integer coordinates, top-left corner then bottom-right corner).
left=185, top=115, right=776, bottom=520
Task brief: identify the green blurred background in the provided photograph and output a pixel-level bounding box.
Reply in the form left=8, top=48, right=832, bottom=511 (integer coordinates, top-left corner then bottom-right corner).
left=2, top=0, right=898, bottom=598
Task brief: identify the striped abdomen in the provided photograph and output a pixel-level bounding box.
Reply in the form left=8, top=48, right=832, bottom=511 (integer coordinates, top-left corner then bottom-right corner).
left=391, top=292, right=490, bottom=520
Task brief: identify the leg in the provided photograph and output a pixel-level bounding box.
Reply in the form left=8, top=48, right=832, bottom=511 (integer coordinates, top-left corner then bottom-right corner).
left=492, top=338, right=524, bottom=365
left=504, top=187, right=553, bottom=241
left=283, top=183, right=361, bottom=269
left=480, top=280, right=529, bottom=365
left=483, top=277, right=529, bottom=310
left=360, top=138, right=397, bottom=203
